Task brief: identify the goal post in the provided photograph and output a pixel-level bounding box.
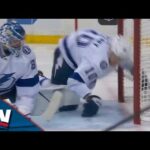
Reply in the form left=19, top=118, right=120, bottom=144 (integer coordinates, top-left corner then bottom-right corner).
left=118, top=19, right=125, bottom=103
left=118, top=19, right=150, bottom=124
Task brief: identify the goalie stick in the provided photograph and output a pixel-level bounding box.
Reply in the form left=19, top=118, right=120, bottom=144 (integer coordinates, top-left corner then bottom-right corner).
left=39, top=92, right=50, bottom=102
left=30, top=90, right=63, bottom=123
left=30, top=82, right=67, bottom=123
left=40, top=90, right=63, bottom=121
left=38, top=83, right=66, bottom=103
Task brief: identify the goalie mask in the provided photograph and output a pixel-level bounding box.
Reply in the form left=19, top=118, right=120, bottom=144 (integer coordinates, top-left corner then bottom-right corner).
left=0, top=22, right=25, bottom=57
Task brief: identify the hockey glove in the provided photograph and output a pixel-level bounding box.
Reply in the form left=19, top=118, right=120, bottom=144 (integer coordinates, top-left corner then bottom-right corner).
left=82, top=95, right=102, bottom=117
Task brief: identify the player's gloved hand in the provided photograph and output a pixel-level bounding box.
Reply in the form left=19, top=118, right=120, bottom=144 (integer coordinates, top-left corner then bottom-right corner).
left=38, top=70, right=44, bottom=77
left=38, top=70, right=51, bottom=88
left=82, top=95, right=102, bottom=117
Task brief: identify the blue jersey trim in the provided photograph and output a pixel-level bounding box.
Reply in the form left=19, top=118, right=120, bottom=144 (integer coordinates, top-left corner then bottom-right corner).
left=39, top=77, right=48, bottom=85
left=70, top=72, right=85, bottom=83
left=63, top=36, right=78, bottom=68
left=16, top=74, right=39, bottom=87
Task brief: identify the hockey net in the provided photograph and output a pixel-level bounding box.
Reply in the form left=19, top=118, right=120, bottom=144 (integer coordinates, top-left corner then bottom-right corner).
left=118, top=19, right=150, bottom=124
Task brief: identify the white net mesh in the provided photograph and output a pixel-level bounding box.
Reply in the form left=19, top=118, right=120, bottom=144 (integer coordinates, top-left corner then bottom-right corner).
left=123, top=19, right=133, bottom=102
left=123, top=19, right=150, bottom=122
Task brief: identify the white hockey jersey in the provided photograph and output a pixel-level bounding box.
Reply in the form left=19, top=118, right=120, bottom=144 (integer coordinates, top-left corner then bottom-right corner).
left=0, top=45, right=39, bottom=99
left=58, top=29, right=133, bottom=98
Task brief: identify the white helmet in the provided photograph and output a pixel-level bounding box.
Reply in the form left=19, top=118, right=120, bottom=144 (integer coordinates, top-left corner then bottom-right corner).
left=110, top=35, right=131, bottom=60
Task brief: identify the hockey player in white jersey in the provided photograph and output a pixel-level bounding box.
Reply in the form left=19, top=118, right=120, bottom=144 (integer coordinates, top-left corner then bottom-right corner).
left=40, top=29, right=133, bottom=118
left=0, top=22, right=40, bottom=115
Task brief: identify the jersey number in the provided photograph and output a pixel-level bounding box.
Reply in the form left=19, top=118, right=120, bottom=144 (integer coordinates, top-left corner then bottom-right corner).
left=76, top=34, right=105, bottom=47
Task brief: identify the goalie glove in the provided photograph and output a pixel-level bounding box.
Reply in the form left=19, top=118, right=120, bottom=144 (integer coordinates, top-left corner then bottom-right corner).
left=82, top=95, right=102, bottom=117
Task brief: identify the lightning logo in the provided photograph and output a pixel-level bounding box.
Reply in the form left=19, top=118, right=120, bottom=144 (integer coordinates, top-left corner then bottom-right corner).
left=0, top=73, right=15, bottom=86
left=54, top=55, right=63, bottom=77
left=0, top=73, right=16, bottom=94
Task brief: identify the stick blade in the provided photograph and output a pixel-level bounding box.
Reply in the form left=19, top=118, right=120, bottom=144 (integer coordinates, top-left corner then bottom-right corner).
left=41, top=91, right=62, bottom=121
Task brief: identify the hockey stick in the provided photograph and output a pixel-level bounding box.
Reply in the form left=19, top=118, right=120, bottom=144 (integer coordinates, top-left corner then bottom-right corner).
left=39, top=92, right=50, bottom=102
left=34, top=85, right=66, bottom=120
left=38, top=83, right=66, bottom=102
left=31, top=90, right=63, bottom=123
left=38, top=83, right=66, bottom=103
left=104, top=104, right=150, bottom=131
left=41, top=83, right=66, bottom=91
left=40, top=90, right=63, bottom=121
